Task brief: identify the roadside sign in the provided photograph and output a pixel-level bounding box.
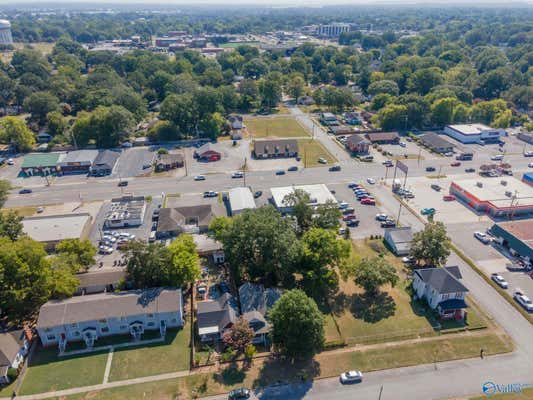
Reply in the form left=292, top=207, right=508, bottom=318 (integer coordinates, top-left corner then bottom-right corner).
left=396, top=160, right=408, bottom=174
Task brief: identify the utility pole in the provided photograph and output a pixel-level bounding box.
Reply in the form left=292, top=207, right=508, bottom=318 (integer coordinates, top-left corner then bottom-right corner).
left=417, top=146, right=422, bottom=166
left=243, top=157, right=247, bottom=187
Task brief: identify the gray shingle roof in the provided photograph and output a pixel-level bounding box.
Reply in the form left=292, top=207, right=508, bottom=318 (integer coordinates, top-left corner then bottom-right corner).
left=76, top=270, right=127, bottom=288
left=92, top=150, right=120, bottom=170
left=238, top=283, right=282, bottom=315
left=386, top=227, right=413, bottom=244
left=253, top=139, right=298, bottom=156
left=419, top=133, right=454, bottom=150
left=415, top=266, right=468, bottom=294
left=0, top=331, right=24, bottom=367
left=157, top=205, right=215, bottom=234
left=37, top=288, right=182, bottom=329
left=197, top=293, right=238, bottom=331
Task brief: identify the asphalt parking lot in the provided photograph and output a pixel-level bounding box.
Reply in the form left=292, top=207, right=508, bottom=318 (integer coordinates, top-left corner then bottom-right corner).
left=184, top=141, right=248, bottom=176
left=114, top=147, right=155, bottom=178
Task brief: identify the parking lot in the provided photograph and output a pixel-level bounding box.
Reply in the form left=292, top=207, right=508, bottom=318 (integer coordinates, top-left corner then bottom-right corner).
left=371, top=139, right=438, bottom=164
left=114, top=147, right=156, bottom=178
left=183, top=141, right=248, bottom=176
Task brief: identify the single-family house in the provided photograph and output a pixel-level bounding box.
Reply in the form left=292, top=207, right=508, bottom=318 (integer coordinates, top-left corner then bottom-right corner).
left=91, top=150, right=120, bottom=176
left=0, top=329, right=32, bottom=385
left=343, top=112, right=361, bottom=125
left=197, top=293, right=238, bottom=342
left=194, top=143, right=221, bottom=162
left=253, top=139, right=298, bottom=159
left=330, top=125, right=354, bottom=136
left=36, top=288, right=184, bottom=351
left=297, top=96, right=314, bottom=106
left=413, top=266, right=469, bottom=320
left=238, top=283, right=282, bottom=344
left=345, top=134, right=370, bottom=155
left=228, top=115, right=244, bottom=131
left=37, top=132, right=52, bottom=143
left=155, top=153, right=184, bottom=172
left=156, top=205, right=215, bottom=238
left=192, top=234, right=225, bottom=264
left=384, top=227, right=413, bottom=256
left=320, top=112, right=339, bottom=126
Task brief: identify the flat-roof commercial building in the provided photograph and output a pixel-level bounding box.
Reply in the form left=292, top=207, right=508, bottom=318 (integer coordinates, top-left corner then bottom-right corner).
left=21, top=153, right=61, bottom=176
left=22, top=213, right=93, bottom=250
left=271, top=184, right=337, bottom=213
left=37, top=288, right=184, bottom=350
left=366, top=132, right=400, bottom=144
left=490, top=220, right=533, bottom=264
left=228, top=187, right=256, bottom=216
left=419, top=133, right=454, bottom=154
left=58, top=150, right=99, bottom=174
left=316, top=23, right=350, bottom=37
left=104, top=195, right=146, bottom=228
left=523, top=172, right=533, bottom=187
left=450, top=177, right=533, bottom=218
left=91, top=150, right=120, bottom=176
left=444, top=124, right=506, bottom=144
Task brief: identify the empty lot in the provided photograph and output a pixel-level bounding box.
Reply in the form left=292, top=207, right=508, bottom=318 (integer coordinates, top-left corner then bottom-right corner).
left=245, top=117, right=310, bottom=138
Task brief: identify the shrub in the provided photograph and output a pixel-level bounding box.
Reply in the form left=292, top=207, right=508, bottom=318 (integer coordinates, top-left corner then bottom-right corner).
left=244, top=344, right=257, bottom=359
left=157, top=148, right=169, bottom=155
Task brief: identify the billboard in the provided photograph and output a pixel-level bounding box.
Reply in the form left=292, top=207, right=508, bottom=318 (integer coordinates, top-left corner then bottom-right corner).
left=396, top=160, right=408, bottom=174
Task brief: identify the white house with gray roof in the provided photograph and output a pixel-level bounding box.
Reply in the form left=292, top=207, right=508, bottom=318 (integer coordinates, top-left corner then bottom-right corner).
left=36, top=288, right=183, bottom=351
left=413, top=266, right=469, bottom=320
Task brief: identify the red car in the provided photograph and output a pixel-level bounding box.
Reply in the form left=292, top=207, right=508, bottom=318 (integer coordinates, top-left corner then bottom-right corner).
left=443, top=195, right=455, bottom=201
left=342, top=214, right=357, bottom=221
left=361, top=198, right=376, bottom=205
left=451, top=161, right=461, bottom=167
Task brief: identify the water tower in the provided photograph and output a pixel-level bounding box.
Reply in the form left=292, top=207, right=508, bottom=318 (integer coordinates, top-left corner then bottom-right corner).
left=0, top=20, right=13, bottom=45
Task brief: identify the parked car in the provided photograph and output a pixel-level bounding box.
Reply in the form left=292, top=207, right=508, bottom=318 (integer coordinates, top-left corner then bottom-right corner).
left=98, top=245, right=114, bottom=255
left=329, top=165, right=341, bottom=172
left=383, top=160, right=393, bottom=167
left=343, top=214, right=357, bottom=221
left=375, top=213, right=388, bottom=221
left=194, top=175, right=206, bottom=181
left=381, top=219, right=396, bottom=228
left=231, top=171, right=244, bottom=178
left=491, top=154, right=504, bottom=161
left=348, top=182, right=359, bottom=189
left=346, top=219, right=360, bottom=227
left=342, top=207, right=355, bottom=214
left=254, top=191, right=263, bottom=198
left=36, top=206, right=44, bottom=213
left=228, top=388, right=251, bottom=399
left=443, top=195, right=455, bottom=201
left=421, top=207, right=436, bottom=215
left=430, top=184, right=441, bottom=191
left=425, top=166, right=436, bottom=172
left=514, top=289, right=533, bottom=312
left=474, top=231, right=491, bottom=244
left=6, top=158, right=14, bottom=165
left=338, top=227, right=347, bottom=235
left=19, top=188, right=32, bottom=194
left=340, top=370, right=363, bottom=384
left=361, top=198, right=375, bottom=205
left=288, top=166, right=298, bottom=171
left=338, top=201, right=349, bottom=209
left=491, top=273, right=508, bottom=289
left=366, top=177, right=376, bottom=185
left=118, top=181, right=128, bottom=187
left=524, top=151, right=533, bottom=157
left=318, top=157, right=328, bottom=164
left=444, top=152, right=454, bottom=157
left=275, top=170, right=286, bottom=175
left=402, top=256, right=415, bottom=264
left=465, top=168, right=476, bottom=173
left=528, top=163, right=533, bottom=168
left=399, top=142, right=406, bottom=147
left=451, top=161, right=461, bottom=167
left=203, top=191, right=218, bottom=198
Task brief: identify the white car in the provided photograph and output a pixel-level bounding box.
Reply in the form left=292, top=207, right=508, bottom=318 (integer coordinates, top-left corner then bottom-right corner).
left=318, top=157, right=328, bottom=164
left=375, top=213, right=388, bottom=221
left=339, top=201, right=349, bottom=209
left=194, top=175, right=206, bottom=181
left=399, top=142, right=406, bottom=147
left=528, top=163, right=533, bottom=168
left=491, top=273, right=508, bottom=289
left=474, top=231, right=491, bottom=244
left=231, top=171, right=244, bottom=178
left=99, top=246, right=114, bottom=254
left=36, top=206, right=44, bottom=213
left=102, top=235, right=117, bottom=243
left=6, top=158, right=14, bottom=165
left=367, top=178, right=376, bottom=185
left=491, top=154, right=504, bottom=161
left=514, top=289, right=533, bottom=312
left=340, top=370, right=363, bottom=384
left=402, top=256, right=415, bottom=264
left=524, top=151, right=533, bottom=157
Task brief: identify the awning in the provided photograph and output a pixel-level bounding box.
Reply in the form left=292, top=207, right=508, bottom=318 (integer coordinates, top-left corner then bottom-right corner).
left=198, top=326, right=219, bottom=335
left=438, top=299, right=468, bottom=311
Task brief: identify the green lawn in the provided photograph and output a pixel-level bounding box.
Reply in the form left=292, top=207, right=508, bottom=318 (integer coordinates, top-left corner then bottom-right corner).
left=245, top=117, right=310, bottom=138
left=109, top=326, right=191, bottom=381
left=57, top=331, right=512, bottom=400
left=298, top=139, right=337, bottom=167
left=18, top=347, right=108, bottom=395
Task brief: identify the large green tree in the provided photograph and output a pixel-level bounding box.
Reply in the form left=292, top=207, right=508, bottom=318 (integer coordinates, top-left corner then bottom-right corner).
left=56, top=238, right=96, bottom=273
left=354, top=257, right=399, bottom=296
left=269, top=289, right=325, bottom=359
left=0, top=117, right=36, bottom=152
left=0, top=210, right=23, bottom=241
left=409, top=222, right=451, bottom=267
left=0, top=179, right=11, bottom=208
left=167, top=234, right=201, bottom=287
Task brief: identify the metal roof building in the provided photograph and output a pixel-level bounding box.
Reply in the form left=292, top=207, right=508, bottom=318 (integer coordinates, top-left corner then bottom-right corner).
left=490, top=220, right=533, bottom=263
left=228, top=187, right=256, bottom=215
left=271, top=184, right=337, bottom=213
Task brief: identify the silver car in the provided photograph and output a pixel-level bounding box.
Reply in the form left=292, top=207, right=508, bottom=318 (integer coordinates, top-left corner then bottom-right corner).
left=340, top=370, right=363, bottom=384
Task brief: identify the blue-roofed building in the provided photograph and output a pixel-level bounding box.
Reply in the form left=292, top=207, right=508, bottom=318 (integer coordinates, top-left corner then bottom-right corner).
left=523, top=172, right=533, bottom=188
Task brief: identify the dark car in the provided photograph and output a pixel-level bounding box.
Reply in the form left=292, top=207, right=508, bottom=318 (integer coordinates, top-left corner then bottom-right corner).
left=288, top=166, right=298, bottom=172
left=275, top=170, right=286, bottom=175
left=425, top=167, right=436, bottom=172
left=346, top=219, right=360, bottom=227
left=430, top=184, right=441, bottom=192
left=118, top=181, right=128, bottom=187
left=18, top=188, right=32, bottom=194
left=381, top=219, right=396, bottom=228
left=254, top=190, right=263, bottom=198
left=329, top=165, right=341, bottom=172
left=228, top=388, right=251, bottom=399
left=465, top=168, right=476, bottom=173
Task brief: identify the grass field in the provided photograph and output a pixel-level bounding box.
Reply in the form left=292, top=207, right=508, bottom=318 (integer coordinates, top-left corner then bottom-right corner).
left=59, top=331, right=512, bottom=400
left=298, top=139, right=337, bottom=167
left=109, top=327, right=191, bottom=381
left=19, top=347, right=108, bottom=395
left=0, top=206, right=37, bottom=217
left=245, top=117, right=310, bottom=138
left=1, top=42, right=55, bottom=63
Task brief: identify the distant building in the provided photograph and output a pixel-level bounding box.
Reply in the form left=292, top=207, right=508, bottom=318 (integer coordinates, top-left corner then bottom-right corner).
left=37, top=288, right=184, bottom=350
left=194, top=143, right=221, bottom=162
left=192, top=234, right=225, bottom=264
left=0, top=329, right=31, bottom=385
left=228, top=187, right=256, bottom=216
left=490, top=220, right=533, bottom=264
left=57, top=150, right=99, bottom=174
left=104, top=195, right=146, bottom=228
left=444, top=124, right=506, bottom=144
left=20, top=153, right=61, bottom=176
left=345, top=134, right=370, bottom=155
left=316, top=23, right=350, bottom=37
left=419, top=133, right=454, bottom=154
left=155, top=153, right=184, bottom=172
left=37, top=132, right=52, bottom=143
left=384, top=227, right=413, bottom=256
left=253, top=139, right=298, bottom=159
left=271, top=184, right=337, bottom=213
left=330, top=125, right=354, bottom=136
left=366, top=132, right=400, bottom=144
left=517, top=132, right=533, bottom=145
left=22, top=213, right=93, bottom=251
left=320, top=112, right=338, bottom=126
left=0, top=20, right=13, bottom=45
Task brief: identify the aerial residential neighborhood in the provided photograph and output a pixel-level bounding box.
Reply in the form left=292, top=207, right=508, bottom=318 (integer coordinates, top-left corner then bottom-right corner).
left=0, top=3, right=532, bottom=400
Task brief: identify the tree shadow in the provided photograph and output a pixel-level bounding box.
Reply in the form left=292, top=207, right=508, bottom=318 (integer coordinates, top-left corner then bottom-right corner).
left=253, top=355, right=321, bottom=390
left=215, top=362, right=246, bottom=385
left=326, top=292, right=350, bottom=317
left=349, top=291, right=396, bottom=323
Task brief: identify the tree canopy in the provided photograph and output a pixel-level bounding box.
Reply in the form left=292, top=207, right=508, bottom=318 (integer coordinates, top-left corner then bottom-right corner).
left=410, top=222, right=451, bottom=267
